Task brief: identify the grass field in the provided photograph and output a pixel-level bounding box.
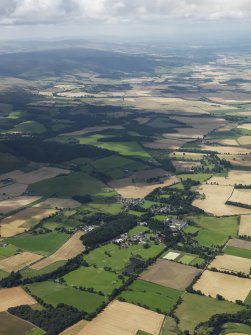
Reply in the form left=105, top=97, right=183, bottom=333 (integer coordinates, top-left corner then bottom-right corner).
left=224, top=246, right=251, bottom=259
left=174, top=293, right=244, bottom=333
left=28, top=172, right=108, bottom=198
left=0, top=244, right=19, bottom=259
left=82, top=202, right=123, bottom=215
left=119, top=280, right=181, bottom=314
left=21, top=261, right=67, bottom=279
left=186, top=216, right=239, bottom=247
left=221, top=322, right=251, bottom=335
left=84, top=242, right=165, bottom=273
left=9, top=121, right=46, bottom=134
left=179, top=173, right=213, bottom=182
left=63, top=266, right=123, bottom=295
left=98, top=141, right=151, bottom=159
left=0, top=269, right=9, bottom=280
left=26, top=281, right=106, bottom=314
left=7, top=232, right=69, bottom=256
left=0, top=312, right=45, bottom=335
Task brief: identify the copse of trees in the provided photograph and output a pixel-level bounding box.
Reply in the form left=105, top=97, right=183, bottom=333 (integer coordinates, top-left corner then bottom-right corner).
left=82, top=213, right=137, bottom=247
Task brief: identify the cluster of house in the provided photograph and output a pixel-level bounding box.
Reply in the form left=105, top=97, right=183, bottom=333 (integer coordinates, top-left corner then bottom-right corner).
left=164, top=217, right=187, bottom=232
left=150, top=205, right=171, bottom=215
left=113, top=231, right=149, bottom=247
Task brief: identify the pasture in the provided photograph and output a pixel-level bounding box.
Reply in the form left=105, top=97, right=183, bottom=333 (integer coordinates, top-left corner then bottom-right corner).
left=7, top=232, right=69, bottom=256
left=140, top=259, right=201, bottom=290
left=21, top=260, right=67, bottom=279
left=0, top=287, right=36, bottom=312
left=77, top=300, right=164, bottom=335
left=26, top=281, right=106, bottom=314
left=63, top=266, right=123, bottom=295
left=221, top=322, right=251, bottom=335
left=208, top=254, right=251, bottom=274
left=119, top=279, right=181, bottom=314
left=174, top=293, right=244, bottom=333
left=193, top=270, right=251, bottom=302
left=98, top=141, right=151, bottom=159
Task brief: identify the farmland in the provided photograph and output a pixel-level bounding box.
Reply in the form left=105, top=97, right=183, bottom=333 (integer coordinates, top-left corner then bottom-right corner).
left=0, top=287, right=36, bottom=311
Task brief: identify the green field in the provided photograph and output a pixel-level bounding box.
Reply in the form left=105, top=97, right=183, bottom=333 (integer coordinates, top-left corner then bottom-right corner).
left=82, top=202, right=123, bottom=215
left=26, top=281, right=106, bottom=314
left=28, top=172, right=107, bottom=198
left=0, top=243, right=19, bottom=259
left=174, top=293, right=244, bottom=333
left=137, top=331, right=153, bottom=335
left=221, top=322, right=251, bottom=335
left=21, top=261, right=67, bottom=279
left=160, top=317, right=178, bottom=335
left=0, top=269, right=9, bottom=280
left=0, top=152, right=27, bottom=174
left=119, top=280, right=181, bottom=314
left=244, top=291, right=251, bottom=305
left=98, top=141, right=151, bottom=159
left=10, top=121, right=47, bottom=134
left=63, top=266, right=123, bottom=295
left=84, top=242, right=165, bottom=273
left=179, top=173, right=213, bottom=182
left=7, top=232, right=69, bottom=256
left=224, top=246, right=251, bottom=259
left=186, top=216, right=239, bottom=247
left=128, top=226, right=149, bottom=237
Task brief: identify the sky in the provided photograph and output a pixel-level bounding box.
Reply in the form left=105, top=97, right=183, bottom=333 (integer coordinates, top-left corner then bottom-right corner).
left=0, top=0, right=251, bottom=42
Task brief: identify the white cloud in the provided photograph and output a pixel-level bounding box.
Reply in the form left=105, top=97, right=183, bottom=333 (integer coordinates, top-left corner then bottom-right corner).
left=0, top=0, right=251, bottom=25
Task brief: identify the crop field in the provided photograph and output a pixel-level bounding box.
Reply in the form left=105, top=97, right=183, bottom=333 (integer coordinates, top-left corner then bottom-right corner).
left=0, top=287, right=36, bottom=312
left=226, top=238, right=251, bottom=250
left=84, top=242, right=165, bottom=273
left=119, top=280, right=181, bottom=314
left=60, top=320, right=89, bottom=335
left=193, top=270, right=251, bottom=302
left=63, top=266, right=123, bottom=295
left=186, top=216, right=239, bottom=247
left=25, top=281, right=106, bottom=314
left=31, top=231, right=85, bottom=270
left=239, top=215, right=251, bottom=237
left=200, top=145, right=251, bottom=155
left=34, top=198, right=81, bottom=209
left=77, top=300, right=164, bottom=335
left=1, top=208, right=58, bottom=238
left=210, top=170, right=251, bottom=186
left=208, top=254, right=251, bottom=274
left=7, top=232, right=69, bottom=256
left=221, top=322, right=251, bottom=335
left=28, top=172, right=108, bottom=198
left=0, top=252, right=43, bottom=272
left=193, top=184, right=251, bottom=216
left=21, top=260, right=67, bottom=279
left=174, top=293, right=244, bottom=333
left=0, top=196, right=40, bottom=215
left=0, top=312, right=45, bottom=335
left=224, top=247, right=251, bottom=259
left=229, top=189, right=251, bottom=206
left=140, top=259, right=201, bottom=290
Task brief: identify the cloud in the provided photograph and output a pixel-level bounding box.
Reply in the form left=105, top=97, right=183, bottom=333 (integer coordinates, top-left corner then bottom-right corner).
left=0, top=0, right=251, bottom=25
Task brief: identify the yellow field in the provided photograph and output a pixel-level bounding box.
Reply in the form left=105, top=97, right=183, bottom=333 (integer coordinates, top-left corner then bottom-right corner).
left=0, top=196, right=40, bottom=215
left=1, top=208, right=57, bottom=237
left=239, top=215, right=251, bottom=237
left=237, top=123, right=251, bottom=131
left=209, top=171, right=251, bottom=186
left=208, top=254, right=251, bottom=274
left=60, top=321, right=89, bottom=335
left=0, top=287, right=36, bottom=312
left=238, top=136, right=251, bottom=145
left=193, top=270, right=251, bottom=302
left=200, top=145, right=251, bottom=155
left=0, top=252, right=43, bottom=272
left=34, top=198, right=80, bottom=209
left=193, top=185, right=251, bottom=216
left=31, top=231, right=85, bottom=270
left=229, top=189, right=251, bottom=206
left=77, top=300, right=164, bottom=335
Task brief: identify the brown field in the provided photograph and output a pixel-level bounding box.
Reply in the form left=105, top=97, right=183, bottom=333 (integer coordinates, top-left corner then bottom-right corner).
left=0, top=287, right=36, bottom=312
left=209, top=171, right=251, bottom=187
left=60, top=320, right=89, bottom=335
left=0, top=183, right=28, bottom=199
left=239, top=214, right=251, bottom=236
left=31, top=231, right=85, bottom=270
left=208, top=254, right=251, bottom=274
left=0, top=312, right=41, bottom=335
left=134, top=117, right=151, bottom=125
left=169, top=151, right=205, bottom=161
left=34, top=198, right=80, bottom=209
left=193, top=270, right=251, bottom=302
left=62, top=125, right=123, bottom=136
left=200, top=145, right=251, bottom=155
left=144, top=138, right=189, bottom=150
left=193, top=184, right=251, bottom=216
left=0, top=252, right=43, bottom=272
left=238, top=136, right=251, bottom=145
left=0, top=196, right=40, bottom=215
left=172, top=160, right=200, bottom=172
left=226, top=238, right=251, bottom=250
left=229, top=189, right=251, bottom=206
left=140, top=259, right=201, bottom=290
left=1, top=208, right=57, bottom=237
left=77, top=300, right=164, bottom=335
left=218, top=139, right=239, bottom=146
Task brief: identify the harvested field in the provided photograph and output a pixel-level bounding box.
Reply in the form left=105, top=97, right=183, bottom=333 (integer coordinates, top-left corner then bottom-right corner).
left=226, top=239, right=251, bottom=250
left=31, top=231, right=85, bottom=270
left=238, top=136, right=251, bottom=146
left=237, top=123, right=251, bottom=131
left=0, top=196, right=40, bottom=215
left=0, top=183, right=28, bottom=199
left=193, top=184, right=251, bottom=216
left=77, top=300, right=164, bottom=335
left=229, top=189, right=251, bottom=206
left=208, top=254, right=251, bottom=274
left=144, top=138, right=189, bottom=150
left=239, top=215, right=251, bottom=236
left=1, top=208, right=57, bottom=237
left=193, top=270, right=251, bottom=302
left=60, top=320, right=89, bottom=335
left=200, top=145, right=251, bottom=155
left=211, top=171, right=251, bottom=187
left=0, top=252, right=43, bottom=272
left=218, top=139, right=239, bottom=146
left=34, top=198, right=81, bottom=209
left=109, top=169, right=179, bottom=198
left=140, top=259, right=201, bottom=290
left=172, top=160, right=200, bottom=172
left=0, top=287, right=36, bottom=312
left=0, top=312, right=44, bottom=335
